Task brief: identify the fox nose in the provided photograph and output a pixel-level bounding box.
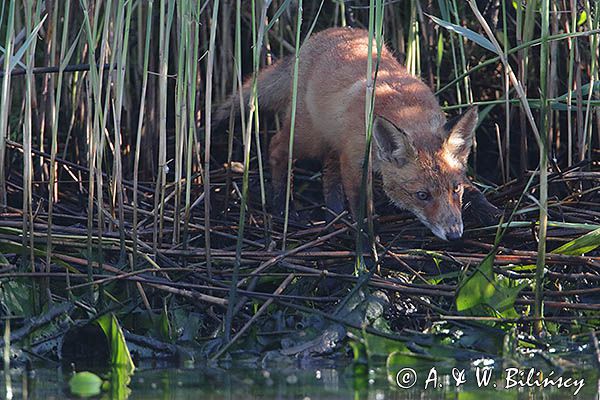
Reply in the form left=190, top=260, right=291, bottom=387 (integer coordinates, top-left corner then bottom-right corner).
left=446, top=230, right=462, bottom=241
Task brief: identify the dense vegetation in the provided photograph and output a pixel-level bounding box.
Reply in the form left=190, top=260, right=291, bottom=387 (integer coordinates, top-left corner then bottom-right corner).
left=0, top=0, right=599, bottom=396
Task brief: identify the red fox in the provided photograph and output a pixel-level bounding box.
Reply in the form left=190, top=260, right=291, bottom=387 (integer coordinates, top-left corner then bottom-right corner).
left=215, top=27, right=498, bottom=240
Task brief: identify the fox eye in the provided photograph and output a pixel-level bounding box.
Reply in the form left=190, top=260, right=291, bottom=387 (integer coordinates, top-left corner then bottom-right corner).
left=416, top=191, right=430, bottom=201
left=453, top=183, right=462, bottom=193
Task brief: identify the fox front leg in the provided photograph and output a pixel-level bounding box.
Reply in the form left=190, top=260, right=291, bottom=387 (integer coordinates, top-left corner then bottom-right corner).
left=338, top=153, right=364, bottom=221
left=462, top=183, right=501, bottom=225
left=322, top=154, right=345, bottom=222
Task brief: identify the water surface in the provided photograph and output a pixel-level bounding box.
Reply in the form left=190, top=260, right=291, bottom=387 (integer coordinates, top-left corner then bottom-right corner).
left=3, top=360, right=598, bottom=399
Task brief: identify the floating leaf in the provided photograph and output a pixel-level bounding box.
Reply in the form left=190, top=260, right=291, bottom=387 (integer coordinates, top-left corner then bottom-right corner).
left=551, top=227, right=600, bottom=256
left=428, top=14, right=498, bottom=54
left=456, top=252, right=496, bottom=311
left=386, top=349, right=457, bottom=387
left=69, top=371, right=104, bottom=398
left=363, top=331, right=408, bottom=360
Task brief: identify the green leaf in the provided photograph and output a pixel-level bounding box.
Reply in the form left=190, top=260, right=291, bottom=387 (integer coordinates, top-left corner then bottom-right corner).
left=436, top=32, right=444, bottom=66
left=60, top=25, right=84, bottom=71
left=555, top=81, right=600, bottom=101
left=96, top=314, right=135, bottom=373
left=428, top=14, right=498, bottom=54
left=9, top=14, right=48, bottom=72
left=551, top=227, right=600, bottom=255
left=488, top=279, right=529, bottom=319
left=387, top=350, right=438, bottom=368
left=172, top=309, right=201, bottom=343
left=0, top=239, right=76, bottom=272
left=578, top=10, right=587, bottom=26
left=511, top=0, right=541, bottom=12
left=69, top=371, right=104, bottom=397
left=363, top=331, right=408, bottom=360
left=159, top=304, right=171, bottom=342
left=509, top=264, right=535, bottom=272
left=455, top=324, right=504, bottom=354
left=349, top=339, right=368, bottom=365
left=427, top=270, right=460, bottom=285
left=456, top=252, right=497, bottom=311
left=0, top=45, right=26, bottom=69
left=107, top=365, right=133, bottom=400
left=350, top=339, right=369, bottom=390
left=0, top=279, right=34, bottom=316
left=264, top=0, right=293, bottom=34
left=386, top=350, right=454, bottom=377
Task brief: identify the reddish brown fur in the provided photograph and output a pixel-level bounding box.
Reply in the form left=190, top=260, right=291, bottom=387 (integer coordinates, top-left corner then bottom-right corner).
left=216, top=27, right=480, bottom=240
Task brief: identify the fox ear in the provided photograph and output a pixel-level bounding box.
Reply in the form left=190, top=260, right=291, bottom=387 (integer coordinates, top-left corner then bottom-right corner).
left=373, top=116, right=415, bottom=165
left=443, top=106, right=478, bottom=163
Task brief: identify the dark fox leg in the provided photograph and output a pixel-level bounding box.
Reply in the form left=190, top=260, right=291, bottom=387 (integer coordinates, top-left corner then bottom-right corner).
left=269, top=125, right=299, bottom=219
left=339, top=154, right=362, bottom=221
left=322, top=154, right=345, bottom=222
left=269, top=131, right=289, bottom=215
left=462, top=183, right=501, bottom=225
left=339, top=155, right=378, bottom=269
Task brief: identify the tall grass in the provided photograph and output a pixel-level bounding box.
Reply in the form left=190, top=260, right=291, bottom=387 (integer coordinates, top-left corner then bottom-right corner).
left=133, top=0, right=154, bottom=269
left=46, top=0, right=72, bottom=300
left=153, top=0, right=175, bottom=253
left=224, top=0, right=272, bottom=342
left=204, top=0, right=220, bottom=276
left=22, top=0, right=39, bottom=310
left=356, top=0, right=385, bottom=274
left=536, top=0, right=550, bottom=336
left=0, top=0, right=15, bottom=210
left=282, top=0, right=302, bottom=248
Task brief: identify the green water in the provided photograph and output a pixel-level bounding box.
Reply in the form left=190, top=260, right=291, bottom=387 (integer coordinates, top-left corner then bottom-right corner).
left=3, top=362, right=598, bottom=399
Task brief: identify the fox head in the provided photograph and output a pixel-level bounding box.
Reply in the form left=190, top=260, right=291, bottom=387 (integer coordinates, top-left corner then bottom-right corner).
left=372, top=107, right=478, bottom=241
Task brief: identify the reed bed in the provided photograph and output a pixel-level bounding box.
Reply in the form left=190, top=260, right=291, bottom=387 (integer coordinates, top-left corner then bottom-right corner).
left=0, top=0, right=599, bottom=371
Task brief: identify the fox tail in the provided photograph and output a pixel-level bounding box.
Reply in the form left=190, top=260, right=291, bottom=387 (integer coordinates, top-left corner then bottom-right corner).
left=212, top=56, right=293, bottom=129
